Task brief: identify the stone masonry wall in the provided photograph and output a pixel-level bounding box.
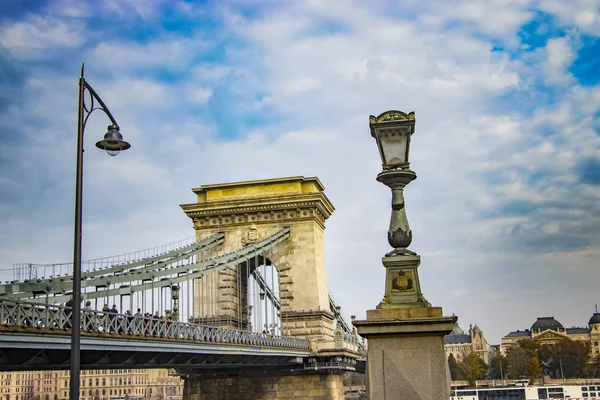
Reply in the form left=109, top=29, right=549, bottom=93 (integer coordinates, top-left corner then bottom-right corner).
left=281, top=311, right=334, bottom=343
left=183, top=373, right=345, bottom=400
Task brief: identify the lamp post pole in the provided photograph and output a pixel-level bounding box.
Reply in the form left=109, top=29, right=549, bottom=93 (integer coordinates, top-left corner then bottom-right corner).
left=70, top=63, right=86, bottom=400
left=70, top=64, right=130, bottom=400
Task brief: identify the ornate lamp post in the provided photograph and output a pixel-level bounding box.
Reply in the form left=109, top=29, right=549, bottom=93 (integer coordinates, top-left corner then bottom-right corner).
left=171, top=285, right=180, bottom=322
left=368, top=110, right=427, bottom=308
left=247, top=304, right=253, bottom=331
left=370, top=111, right=417, bottom=257
left=353, top=110, right=455, bottom=400
left=70, top=64, right=130, bottom=400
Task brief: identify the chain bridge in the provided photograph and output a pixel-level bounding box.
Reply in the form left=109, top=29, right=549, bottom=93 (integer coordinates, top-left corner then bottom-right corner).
left=0, top=177, right=364, bottom=400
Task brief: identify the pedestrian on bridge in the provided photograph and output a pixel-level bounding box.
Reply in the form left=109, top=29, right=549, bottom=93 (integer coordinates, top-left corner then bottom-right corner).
left=65, top=295, right=74, bottom=329
left=83, top=300, right=92, bottom=331
left=99, top=304, right=110, bottom=333
left=134, top=308, right=143, bottom=335
left=152, top=311, right=161, bottom=336
left=109, top=304, right=118, bottom=333
left=125, top=310, right=134, bottom=334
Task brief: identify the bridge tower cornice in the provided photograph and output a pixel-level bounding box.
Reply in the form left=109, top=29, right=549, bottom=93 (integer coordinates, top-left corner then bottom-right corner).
left=180, top=176, right=334, bottom=231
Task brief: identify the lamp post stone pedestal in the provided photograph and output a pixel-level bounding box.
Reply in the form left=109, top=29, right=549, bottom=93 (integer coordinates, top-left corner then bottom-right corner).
left=353, top=110, right=456, bottom=400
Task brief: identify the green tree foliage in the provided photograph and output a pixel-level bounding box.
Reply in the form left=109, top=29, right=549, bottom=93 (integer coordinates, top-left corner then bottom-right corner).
left=538, top=344, right=554, bottom=366
left=517, top=339, right=538, bottom=353
left=527, top=357, right=542, bottom=384
left=448, top=354, right=459, bottom=381
left=451, top=352, right=487, bottom=386
left=447, top=352, right=488, bottom=385
left=464, top=352, right=487, bottom=386
left=489, top=354, right=508, bottom=379
left=551, top=338, right=590, bottom=378
left=507, top=346, right=534, bottom=379
left=516, top=339, right=553, bottom=367
left=506, top=337, right=591, bottom=379
left=587, top=356, right=600, bottom=378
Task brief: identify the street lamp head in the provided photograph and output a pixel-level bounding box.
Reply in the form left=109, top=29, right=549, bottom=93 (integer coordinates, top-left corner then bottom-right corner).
left=369, top=111, right=415, bottom=170
left=259, top=292, right=265, bottom=300
left=95, top=124, right=131, bottom=157
left=171, top=285, right=179, bottom=299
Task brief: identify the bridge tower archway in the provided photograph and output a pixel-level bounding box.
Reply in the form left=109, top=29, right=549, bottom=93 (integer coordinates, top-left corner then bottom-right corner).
left=180, top=176, right=336, bottom=343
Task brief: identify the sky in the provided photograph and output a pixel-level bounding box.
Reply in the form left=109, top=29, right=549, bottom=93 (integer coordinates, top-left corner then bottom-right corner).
left=0, top=0, right=599, bottom=345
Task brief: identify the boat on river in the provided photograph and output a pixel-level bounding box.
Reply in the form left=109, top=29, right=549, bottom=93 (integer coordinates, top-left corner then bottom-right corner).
left=450, top=384, right=600, bottom=399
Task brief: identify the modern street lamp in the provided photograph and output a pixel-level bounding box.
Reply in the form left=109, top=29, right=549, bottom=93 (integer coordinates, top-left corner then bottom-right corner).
left=70, top=64, right=130, bottom=400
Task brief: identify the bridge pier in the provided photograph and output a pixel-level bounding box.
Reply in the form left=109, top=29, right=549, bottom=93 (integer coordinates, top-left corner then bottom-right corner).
left=183, top=372, right=344, bottom=400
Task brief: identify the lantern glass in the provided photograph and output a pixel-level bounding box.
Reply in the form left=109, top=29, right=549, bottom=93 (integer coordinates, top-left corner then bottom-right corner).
left=379, top=130, right=409, bottom=168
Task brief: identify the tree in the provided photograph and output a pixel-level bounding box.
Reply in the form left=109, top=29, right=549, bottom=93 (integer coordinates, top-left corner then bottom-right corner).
left=448, top=354, right=459, bottom=381
left=461, top=352, right=487, bottom=386
left=504, top=340, right=544, bottom=382
left=506, top=346, right=532, bottom=379
left=551, top=338, right=590, bottom=378
left=489, top=354, right=508, bottom=380
left=586, top=355, right=600, bottom=378
left=537, top=344, right=554, bottom=366
left=526, top=356, right=542, bottom=385
left=517, top=339, right=539, bottom=353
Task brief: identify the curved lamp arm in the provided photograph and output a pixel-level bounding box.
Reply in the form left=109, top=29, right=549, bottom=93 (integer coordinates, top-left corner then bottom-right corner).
left=80, top=63, right=119, bottom=130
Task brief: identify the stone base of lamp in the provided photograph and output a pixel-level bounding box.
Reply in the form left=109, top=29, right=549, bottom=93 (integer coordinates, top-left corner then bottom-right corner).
left=377, top=254, right=431, bottom=309
left=353, top=254, right=456, bottom=400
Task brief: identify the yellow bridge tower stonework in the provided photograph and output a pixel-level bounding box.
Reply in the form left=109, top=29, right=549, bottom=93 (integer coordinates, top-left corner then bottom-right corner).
left=179, top=176, right=355, bottom=400
left=181, top=176, right=335, bottom=343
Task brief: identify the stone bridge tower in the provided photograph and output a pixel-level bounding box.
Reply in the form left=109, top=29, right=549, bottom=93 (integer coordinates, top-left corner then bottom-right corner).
left=180, top=176, right=336, bottom=345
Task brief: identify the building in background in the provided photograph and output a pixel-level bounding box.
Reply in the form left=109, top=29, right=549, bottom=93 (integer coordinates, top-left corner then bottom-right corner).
left=444, top=322, right=490, bottom=364
left=0, top=368, right=182, bottom=400
left=500, top=312, right=600, bottom=358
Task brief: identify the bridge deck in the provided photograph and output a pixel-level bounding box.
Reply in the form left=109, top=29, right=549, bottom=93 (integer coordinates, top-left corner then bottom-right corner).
left=0, top=329, right=309, bottom=372
left=0, top=298, right=311, bottom=371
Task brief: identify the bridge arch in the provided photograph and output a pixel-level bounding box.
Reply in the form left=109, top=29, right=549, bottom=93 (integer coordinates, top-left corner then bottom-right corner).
left=181, top=176, right=336, bottom=344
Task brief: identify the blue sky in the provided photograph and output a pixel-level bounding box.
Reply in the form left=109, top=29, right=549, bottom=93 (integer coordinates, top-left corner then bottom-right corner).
left=0, top=0, right=599, bottom=344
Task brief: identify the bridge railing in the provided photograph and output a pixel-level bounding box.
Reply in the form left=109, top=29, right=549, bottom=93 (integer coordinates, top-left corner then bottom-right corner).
left=0, top=298, right=310, bottom=350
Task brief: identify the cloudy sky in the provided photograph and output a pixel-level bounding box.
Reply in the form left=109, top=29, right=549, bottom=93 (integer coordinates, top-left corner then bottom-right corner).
left=1, top=0, right=599, bottom=345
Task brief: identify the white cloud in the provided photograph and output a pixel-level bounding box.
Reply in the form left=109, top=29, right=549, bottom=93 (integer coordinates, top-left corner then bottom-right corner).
left=46, top=0, right=94, bottom=18
left=91, top=35, right=213, bottom=72
left=408, top=0, right=536, bottom=39
left=541, top=34, right=578, bottom=85
left=96, top=0, right=169, bottom=20
left=0, top=15, right=83, bottom=59
left=185, top=86, right=212, bottom=104
left=540, top=0, right=600, bottom=35
left=191, top=65, right=232, bottom=82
